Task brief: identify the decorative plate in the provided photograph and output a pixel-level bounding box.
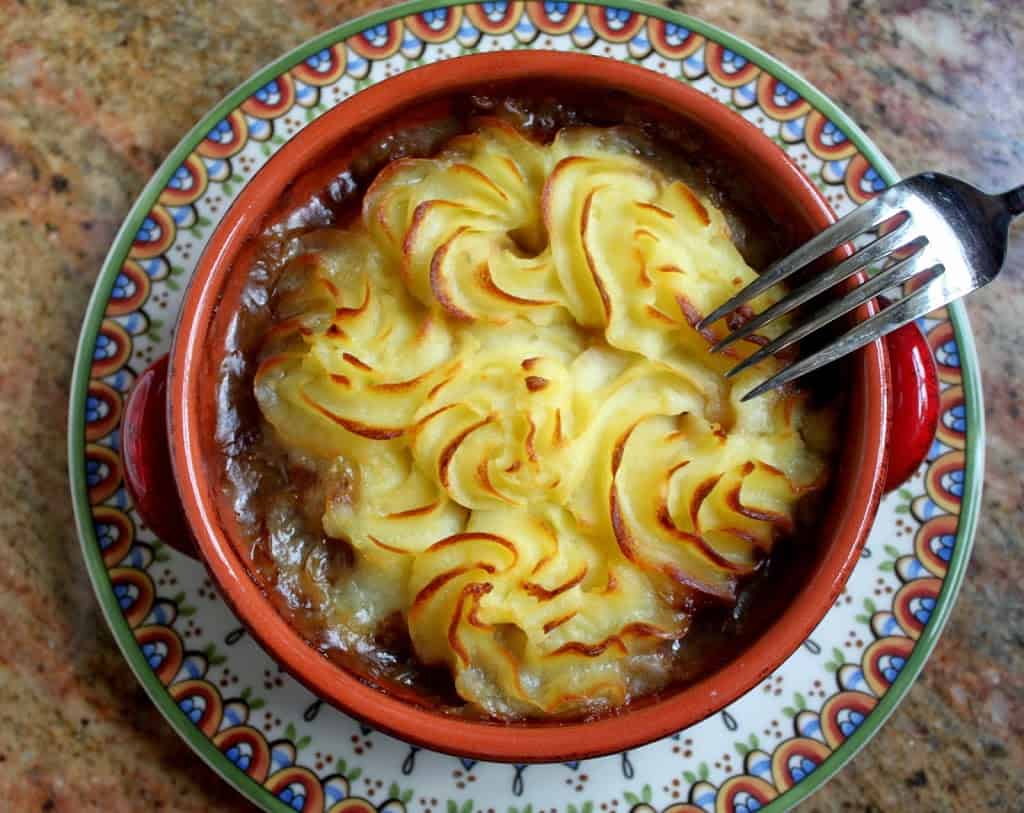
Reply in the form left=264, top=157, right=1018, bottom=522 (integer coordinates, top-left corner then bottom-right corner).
left=68, top=2, right=983, bottom=811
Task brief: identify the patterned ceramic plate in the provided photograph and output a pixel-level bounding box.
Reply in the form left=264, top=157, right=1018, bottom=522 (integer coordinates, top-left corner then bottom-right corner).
left=68, top=2, right=983, bottom=811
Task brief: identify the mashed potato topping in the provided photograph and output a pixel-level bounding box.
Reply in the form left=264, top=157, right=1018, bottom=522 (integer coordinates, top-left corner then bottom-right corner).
left=252, top=121, right=834, bottom=717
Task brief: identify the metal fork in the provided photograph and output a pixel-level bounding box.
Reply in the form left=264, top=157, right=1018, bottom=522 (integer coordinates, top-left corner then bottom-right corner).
left=698, top=172, right=1023, bottom=401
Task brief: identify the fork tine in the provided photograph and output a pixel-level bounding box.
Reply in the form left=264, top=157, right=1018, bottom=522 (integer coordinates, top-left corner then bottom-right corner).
left=739, top=266, right=961, bottom=402
left=710, top=220, right=915, bottom=353
left=724, top=246, right=938, bottom=381
left=697, top=194, right=898, bottom=330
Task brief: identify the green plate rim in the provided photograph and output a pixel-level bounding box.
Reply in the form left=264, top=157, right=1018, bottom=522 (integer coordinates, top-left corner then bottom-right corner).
left=67, top=1, right=984, bottom=810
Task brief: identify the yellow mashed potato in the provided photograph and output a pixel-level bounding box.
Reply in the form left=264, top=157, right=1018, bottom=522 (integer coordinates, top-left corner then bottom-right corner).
left=253, top=121, right=834, bottom=717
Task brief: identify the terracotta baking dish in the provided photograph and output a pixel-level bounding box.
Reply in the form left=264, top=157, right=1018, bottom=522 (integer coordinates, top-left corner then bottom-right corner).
left=121, top=51, right=939, bottom=762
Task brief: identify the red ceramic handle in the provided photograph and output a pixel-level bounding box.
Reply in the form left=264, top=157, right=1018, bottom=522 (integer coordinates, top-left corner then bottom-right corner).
left=121, top=355, right=198, bottom=558
left=881, top=320, right=939, bottom=492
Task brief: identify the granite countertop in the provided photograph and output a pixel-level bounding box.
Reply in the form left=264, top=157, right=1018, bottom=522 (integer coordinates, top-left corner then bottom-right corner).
left=0, top=1, right=1020, bottom=810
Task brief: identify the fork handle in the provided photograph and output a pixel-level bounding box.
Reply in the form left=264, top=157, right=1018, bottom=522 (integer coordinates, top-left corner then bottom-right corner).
left=1004, top=185, right=1024, bottom=216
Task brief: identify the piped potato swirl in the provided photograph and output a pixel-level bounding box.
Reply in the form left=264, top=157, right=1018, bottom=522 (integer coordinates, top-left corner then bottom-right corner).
left=253, top=121, right=835, bottom=717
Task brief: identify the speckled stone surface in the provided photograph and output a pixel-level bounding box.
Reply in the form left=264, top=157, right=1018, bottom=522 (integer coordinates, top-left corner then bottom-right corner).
left=0, top=1, right=1020, bottom=810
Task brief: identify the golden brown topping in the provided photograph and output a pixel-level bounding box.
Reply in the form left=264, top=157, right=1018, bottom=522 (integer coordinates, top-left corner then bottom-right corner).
left=254, top=122, right=835, bottom=718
